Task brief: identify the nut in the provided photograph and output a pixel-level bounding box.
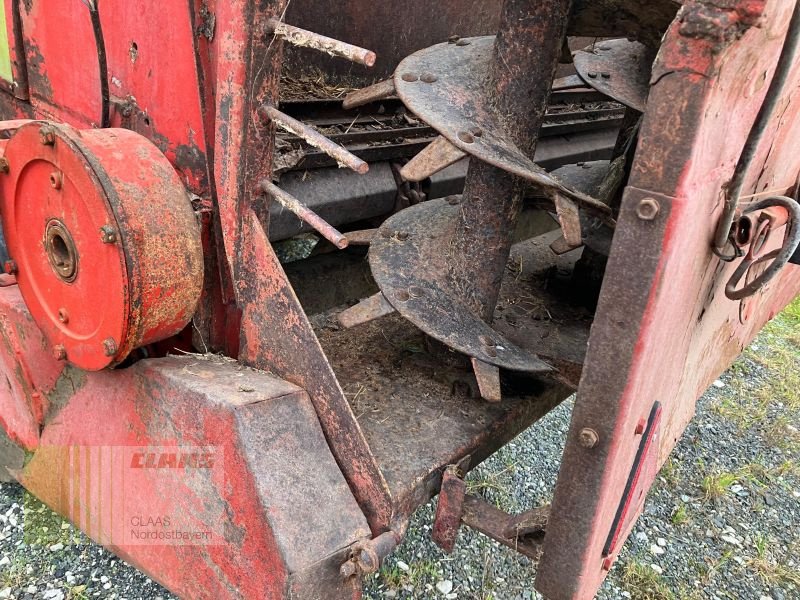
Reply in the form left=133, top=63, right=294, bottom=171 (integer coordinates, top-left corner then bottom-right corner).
left=102, top=337, right=118, bottom=357
left=52, top=344, right=67, bottom=361
left=100, top=224, right=118, bottom=244
left=635, top=197, right=660, bottom=221
left=578, top=427, right=599, bottom=448
left=3, top=260, right=17, bottom=275
left=39, top=126, right=57, bottom=146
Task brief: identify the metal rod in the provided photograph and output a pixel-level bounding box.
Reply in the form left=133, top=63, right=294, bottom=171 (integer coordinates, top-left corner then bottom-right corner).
left=400, top=135, right=467, bottom=182
left=268, top=18, right=376, bottom=67
left=449, top=0, right=573, bottom=321
left=259, top=180, right=349, bottom=249
left=714, top=2, right=800, bottom=250
left=260, top=105, right=369, bottom=174
left=343, top=78, right=396, bottom=110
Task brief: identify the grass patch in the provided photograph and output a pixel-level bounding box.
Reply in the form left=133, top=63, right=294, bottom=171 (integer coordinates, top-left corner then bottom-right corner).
left=671, top=504, right=689, bottom=526
left=621, top=561, right=675, bottom=600
left=748, top=533, right=800, bottom=588
left=701, top=471, right=737, bottom=500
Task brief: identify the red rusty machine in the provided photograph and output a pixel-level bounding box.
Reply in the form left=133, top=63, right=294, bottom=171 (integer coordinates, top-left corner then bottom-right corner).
left=0, top=0, right=799, bottom=598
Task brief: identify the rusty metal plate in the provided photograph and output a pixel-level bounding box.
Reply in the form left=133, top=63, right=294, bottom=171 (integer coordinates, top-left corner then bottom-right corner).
left=369, top=198, right=552, bottom=373
left=393, top=37, right=601, bottom=206
left=573, top=39, right=653, bottom=112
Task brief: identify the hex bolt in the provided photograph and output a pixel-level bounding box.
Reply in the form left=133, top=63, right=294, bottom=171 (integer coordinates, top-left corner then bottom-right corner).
left=421, top=73, right=438, bottom=83
left=39, top=126, right=57, bottom=146
left=0, top=157, right=9, bottom=174
left=3, top=260, right=17, bottom=275
left=49, top=171, right=63, bottom=190
left=58, top=308, right=69, bottom=324
left=99, top=224, right=118, bottom=243
left=578, top=427, right=600, bottom=448
left=102, top=337, right=118, bottom=357
left=636, top=197, right=660, bottom=221
left=401, top=73, right=419, bottom=82
left=52, top=344, right=67, bottom=361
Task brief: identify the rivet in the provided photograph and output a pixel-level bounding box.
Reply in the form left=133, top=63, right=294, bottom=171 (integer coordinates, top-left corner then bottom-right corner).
left=3, top=260, right=16, bottom=275
left=380, top=228, right=393, bottom=239
left=52, top=344, right=67, bottom=361
left=421, top=73, right=438, bottom=83
left=635, top=197, right=660, bottom=221
left=39, top=126, right=56, bottom=146
left=100, top=224, right=118, bottom=243
left=49, top=171, right=63, bottom=190
left=395, top=231, right=409, bottom=241
left=446, top=196, right=461, bottom=206
left=0, top=157, right=9, bottom=173
left=396, top=290, right=410, bottom=302
left=601, top=72, right=611, bottom=79
left=401, top=73, right=419, bottom=83
left=458, top=131, right=475, bottom=144
left=456, top=39, right=471, bottom=46
left=587, top=71, right=598, bottom=79
left=58, top=308, right=69, bottom=324
left=408, top=285, right=424, bottom=298
left=578, top=427, right=599, bottom=448
left=102, top=337, right=118, bottom=357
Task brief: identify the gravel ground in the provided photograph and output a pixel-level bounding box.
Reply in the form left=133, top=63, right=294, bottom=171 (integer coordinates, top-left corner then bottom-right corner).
left=1, top=303, right=798, bottom=600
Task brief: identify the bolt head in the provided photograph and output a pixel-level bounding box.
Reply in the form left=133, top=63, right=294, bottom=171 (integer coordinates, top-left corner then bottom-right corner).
left=39, top=126, right=56, bottom=146
left=421, top=73, right=438, bottom=83
left=100, top=225, right=118, bottom=243
left=395, top=231, right=409, bottom=241
left=3, top=260, right=17, bottom=275
left=578, top=427, right=599, bottom=448
left=102, top=337, right=118, bottom=357
left=635, top=197, right=660, bottom=221
left=52, top=344, right=67, bottom=361
left=401, top=73, right=419, bottom=83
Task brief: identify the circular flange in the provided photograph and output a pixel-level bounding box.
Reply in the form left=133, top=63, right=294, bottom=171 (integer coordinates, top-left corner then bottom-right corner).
left=393, top=36, right=598, bottom=206
left=0, top=122, right=203, bottom=371
left=573, top=39, right=653, bottom=112
left=369, top=198, right=552, bottom=374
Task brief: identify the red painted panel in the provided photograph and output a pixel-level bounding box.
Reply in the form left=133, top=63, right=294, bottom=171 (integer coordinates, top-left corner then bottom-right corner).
left=18, top=0, right=101, bottom=125
left=538, top=1, right=800, bottom=598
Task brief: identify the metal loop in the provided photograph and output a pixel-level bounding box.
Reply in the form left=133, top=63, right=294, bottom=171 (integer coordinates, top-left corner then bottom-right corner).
left=725, top=196, right=800, bottom=300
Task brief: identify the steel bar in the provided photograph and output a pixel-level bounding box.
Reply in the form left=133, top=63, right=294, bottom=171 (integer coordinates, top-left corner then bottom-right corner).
left=268, top=18, right=376, bottom=67
left=337, top=292, right=395, bottom=329
left=259, top=104, right=369, bottom=174
left=449, top=0, right=573, bottom=320
left=343, top=79, right=396, bottom=110
left=259, top=180, right=349, bottom=249
left=400, top=136, right=468, bottom=182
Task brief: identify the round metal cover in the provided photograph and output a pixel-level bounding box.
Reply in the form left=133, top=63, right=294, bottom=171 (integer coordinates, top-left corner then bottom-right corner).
left=0, top=122, right=203, bottom=371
